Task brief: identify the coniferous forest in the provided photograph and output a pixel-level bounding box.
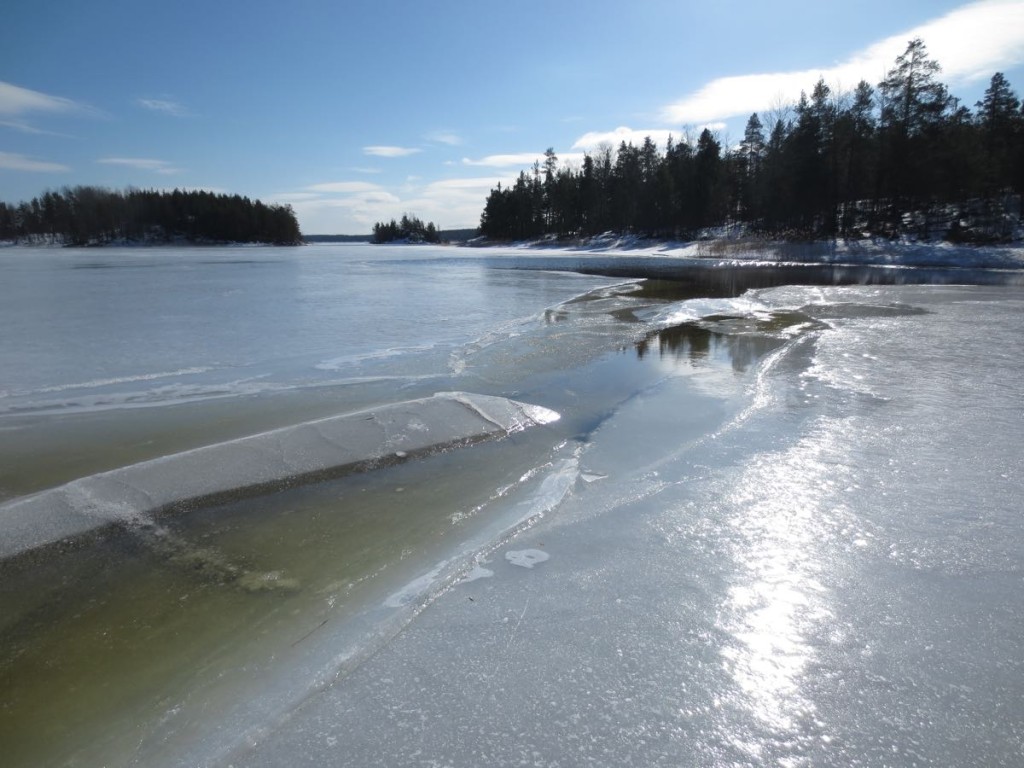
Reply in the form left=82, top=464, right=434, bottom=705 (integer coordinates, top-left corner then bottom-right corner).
left=480, top=40, right=1024, bottom=244
left=0, top=186, right=302, bottom=246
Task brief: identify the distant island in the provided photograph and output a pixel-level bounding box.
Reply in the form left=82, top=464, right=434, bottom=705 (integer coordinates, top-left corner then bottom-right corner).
left=479, top=39, right=1023, bottom=245
left=304, top=234, right=373, bottom=243
left=307, top=228, right=478, bottom=244
left=372, top=214, right=441, bottom=244
left=0, top=186, right=302, bottom=246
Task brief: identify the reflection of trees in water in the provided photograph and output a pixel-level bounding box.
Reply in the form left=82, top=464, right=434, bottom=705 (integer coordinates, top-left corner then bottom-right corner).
left=636, top=324, right=712, bottom=362
left=635, top=322, right=780, bottom=372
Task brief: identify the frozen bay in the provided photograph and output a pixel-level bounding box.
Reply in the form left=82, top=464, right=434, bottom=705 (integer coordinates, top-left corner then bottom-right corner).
left=1, top=244, right=1023, bottom=766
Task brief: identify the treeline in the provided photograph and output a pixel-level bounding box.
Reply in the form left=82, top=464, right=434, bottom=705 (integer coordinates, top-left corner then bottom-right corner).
left=0, top=186, right=302, bottom=245
left=480, top=39, right=1024, bottom=243
left=372, top=214, right=441, bottom=243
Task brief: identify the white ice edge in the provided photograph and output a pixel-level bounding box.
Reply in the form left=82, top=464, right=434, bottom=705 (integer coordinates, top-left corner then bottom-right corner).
left=383, top=560, right=452, bottom=608
left=436, top=391, right=560, bottom=433
left=0, top=391, right=561, bottom=561
left=652, top=295, right=773, bottom=327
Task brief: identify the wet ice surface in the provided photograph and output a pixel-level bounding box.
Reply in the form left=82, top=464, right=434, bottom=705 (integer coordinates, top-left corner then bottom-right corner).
left=237, top=285, right=1024, bottom=768
left=1, top=264, right=715, bottom=768
left=3, top=246, right=1024, bottom=767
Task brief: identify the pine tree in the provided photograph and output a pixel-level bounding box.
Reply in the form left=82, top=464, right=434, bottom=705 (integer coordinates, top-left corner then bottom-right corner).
left=878, top=38, right=952, bottom=216
left=693, top=129, right=724, bottom=229
left=738, top=113, right=766, bottom=220
left=879, top=38, right=950, bottom=139
left=976, top=72, right=1022, bottom=193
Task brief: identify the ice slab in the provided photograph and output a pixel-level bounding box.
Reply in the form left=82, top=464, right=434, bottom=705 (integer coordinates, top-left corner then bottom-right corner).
left=0, top=392, right=559, bottom=561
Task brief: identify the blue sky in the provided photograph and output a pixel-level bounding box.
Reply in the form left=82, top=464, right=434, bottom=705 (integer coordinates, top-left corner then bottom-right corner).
left=3, top=0, right=1024, bottom=234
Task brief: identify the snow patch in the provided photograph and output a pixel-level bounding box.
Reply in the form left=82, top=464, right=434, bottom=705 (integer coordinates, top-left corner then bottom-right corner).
left=505, top=549, right=550, bottom=569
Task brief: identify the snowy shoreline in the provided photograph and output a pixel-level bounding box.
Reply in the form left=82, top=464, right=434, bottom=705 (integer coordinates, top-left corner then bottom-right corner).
left=469, top=233, right=1024, bottom=270
left=7, top=235, right=1024, bottom=271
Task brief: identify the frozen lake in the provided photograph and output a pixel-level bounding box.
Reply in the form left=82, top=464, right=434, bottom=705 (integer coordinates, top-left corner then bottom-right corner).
left=1, top=243, right=1023, bottom=766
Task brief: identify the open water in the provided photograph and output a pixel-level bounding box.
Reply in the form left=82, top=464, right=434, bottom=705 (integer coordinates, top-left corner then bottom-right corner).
left=1, top=243, right=1022, bottom=766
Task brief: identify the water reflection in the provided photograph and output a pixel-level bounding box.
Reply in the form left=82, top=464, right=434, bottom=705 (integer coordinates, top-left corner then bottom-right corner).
left=634, top=310, right=822, bottom=372
left=636, top=322, right=715, bottom=363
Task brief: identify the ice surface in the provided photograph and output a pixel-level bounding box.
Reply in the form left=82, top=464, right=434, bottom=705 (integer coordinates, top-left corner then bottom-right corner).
left=235, top=284, right=1024, bottom=768
left=6, top=246, right=1024, bottom=768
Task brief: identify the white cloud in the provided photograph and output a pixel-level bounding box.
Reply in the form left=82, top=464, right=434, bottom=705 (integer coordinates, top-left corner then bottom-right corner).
left=363, top=145, right=421, bottom=157
left=426, top=177, right=511, bottom=192
left=662, top=0, right=1024, bottom=125
left=462, top=152, right=546, bottom=167
left=98, top=157, right=181, bottom=175
left=0, top=151, right=69, bottom=172
left=287, top=185, right=403, bottom=233
left=137, top=98, right=190, bottom=117
left=571, top=127, right=676, bottom=151
left=289, top=173, right=510, bottom=234
left=462, top=151, right=587, bottom=169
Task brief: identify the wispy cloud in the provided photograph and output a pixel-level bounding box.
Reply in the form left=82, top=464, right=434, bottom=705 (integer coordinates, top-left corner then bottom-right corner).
left=0, top=81, right=98, bottom=134
left=325, top=190, right=401, bottom=207
left=137, top=98, right=191, bottom=117
left=0, top=81, right=89, bottom=117
left=426, top=130, right=463, bottom=146
left=0, top=119, right=71, bottom=136
left=269, top=191, right=324, bottom=203
left=306, top=181, right=383, bottom=193
left=0, top=151, right=70, bottom=172
left=363, top=145, right=421, bottom=157
left=296, top=181, right=395, bottom=205
left=97, top=157, right=182, bottom=175
left=662, top=0, right=1024, bottom=125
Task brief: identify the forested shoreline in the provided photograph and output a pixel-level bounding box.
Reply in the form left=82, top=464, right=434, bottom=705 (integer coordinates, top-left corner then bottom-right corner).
left=480, top=40, right=1023, bottom=244
left=0, top=187, right=302, bottom=246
